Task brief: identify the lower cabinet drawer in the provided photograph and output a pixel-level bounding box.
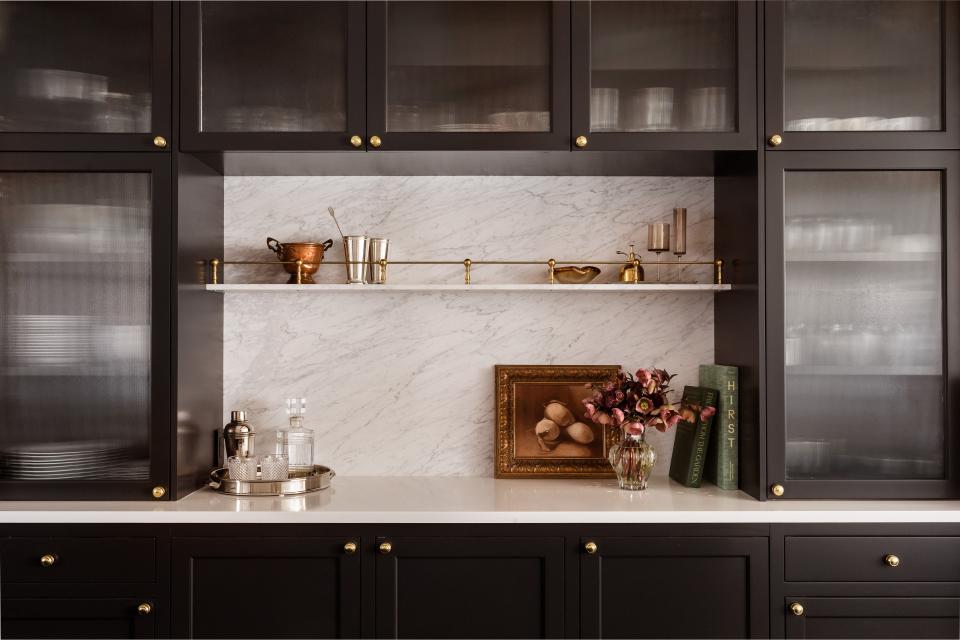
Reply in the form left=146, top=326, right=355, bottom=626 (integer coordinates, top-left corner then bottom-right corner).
left=784, top=597, right=960, bottom=639
left=785, top=536, right=960, bottom=582
left=1, top=537, right=157, bottom=584
left=1, top=598, right=160, bottom=639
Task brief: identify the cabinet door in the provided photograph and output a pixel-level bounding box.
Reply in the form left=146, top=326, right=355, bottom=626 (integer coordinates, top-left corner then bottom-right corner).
left=765, top=152, right=960, bottom=499
left=1, top=598, right=159, bottom=639
left=0, top=2, right=171, bottom=152
left=783, top=597, right=960, bottom=639
left=366, top=1, right=570, bottom=151
left=375, top=536, right=564, bottom=638
left=172, top=537, right=361, bottom=639
left=571, top=1, right=757, bottom=151
left=580, top=536, right=768, bottom=638
left=180, top=2, right=365, bottom=151
left=0, top=153, right=172, bottom=500
left=764, top=1, right=960, bottom=150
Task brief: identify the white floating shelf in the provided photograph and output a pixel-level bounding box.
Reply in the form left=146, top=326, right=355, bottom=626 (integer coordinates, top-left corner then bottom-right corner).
left=206, top=283, right=731, bottom=293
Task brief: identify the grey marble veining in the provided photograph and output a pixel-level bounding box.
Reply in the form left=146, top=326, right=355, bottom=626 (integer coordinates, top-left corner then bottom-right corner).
left=223, top=176, right=715, bottom=476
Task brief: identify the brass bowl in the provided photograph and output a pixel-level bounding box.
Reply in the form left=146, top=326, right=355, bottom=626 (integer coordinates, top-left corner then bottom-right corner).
left=553, top=265, right=601, bottom=284
left=267, top=237, right=333, bottom=284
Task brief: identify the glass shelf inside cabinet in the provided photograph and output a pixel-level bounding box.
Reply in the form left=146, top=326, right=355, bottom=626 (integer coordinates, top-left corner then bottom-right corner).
left=588, top=1, right=737, bottom=133
left=783, top=1, right=941, bottom=132
left=200, top=2, right=347, bottom=133
left=0, top=172, right=152, bottom=482
left=0, top=2, right=153, bottom=133
left=385, top=2, right=552, bottom=132
left=782, top=170, right=944, bottom=481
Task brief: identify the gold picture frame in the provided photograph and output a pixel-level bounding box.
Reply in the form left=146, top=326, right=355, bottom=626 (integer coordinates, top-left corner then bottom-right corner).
left=494, top=364, right=620, bottom=478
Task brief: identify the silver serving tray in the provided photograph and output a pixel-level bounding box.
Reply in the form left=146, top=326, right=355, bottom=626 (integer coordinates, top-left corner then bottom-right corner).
left=209, top=465, right=335, bottom=496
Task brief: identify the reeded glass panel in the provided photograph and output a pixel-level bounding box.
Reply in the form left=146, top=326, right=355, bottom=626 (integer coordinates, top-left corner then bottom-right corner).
left=0, top=2, right=153, bottom=133
left=200, top=2, right=347, bottom=132
left=784, top=1, right=941, bottom=132
left=589, top=2, right=737, bottom=132
left=386, top=2, right=551, bottom=132
left=783, top=171, right=944, bottom=480
left=0, top=172, right=152, bottom=481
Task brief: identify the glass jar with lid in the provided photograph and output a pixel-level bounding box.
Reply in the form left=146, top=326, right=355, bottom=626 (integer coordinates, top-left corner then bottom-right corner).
left=275, top=398, right=315, bottom=476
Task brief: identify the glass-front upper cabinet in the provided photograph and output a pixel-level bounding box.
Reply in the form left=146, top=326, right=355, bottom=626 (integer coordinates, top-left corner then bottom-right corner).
left=571, top=1, right=756, bottom=151
left=765, top=1, right=960, bottom=150
left=0, top=2, right=171, bottom=151
left=0, top=154, right=171, bottom=500
left=366, top=1, right=570, bottom=150
left=180, top=1, right=365, bottom=151
left=766, top=152, right=959, bottom=499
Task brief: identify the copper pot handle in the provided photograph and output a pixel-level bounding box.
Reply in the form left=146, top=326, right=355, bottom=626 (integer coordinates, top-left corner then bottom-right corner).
left=321, top=239, right=334, bottom=251
left=266, top=237, right=283, bottom=256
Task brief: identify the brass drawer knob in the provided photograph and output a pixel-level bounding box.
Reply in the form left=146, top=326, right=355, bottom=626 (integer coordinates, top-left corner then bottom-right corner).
left=885, top=554, right=900, bottom=567
left=152, top=135, right=168, bottom=149
left=137, top=603, right=153, bottom=616
left=770, top=483, right=785, bottom=497
left=151, top=486, right=166, bottom=499
left=575, top=135, right=588, bottom=148
left=768, top=133, right=783, bottom=147
left=369, top=135, right=382, bottom=148
left=379, top=541, right=392, bottom=554
left=39, top=554, right=56, bottom=567
left=343, top=541, right=357, bottom=555
left=349, top=135, right=363, bottom=148
left=584, top=541, right=598, bottom=555
left=789, top=602, right=804, bottom=616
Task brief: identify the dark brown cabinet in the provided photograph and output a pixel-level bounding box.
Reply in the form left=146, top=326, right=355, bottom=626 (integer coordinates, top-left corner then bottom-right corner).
left=366, top=1, right=570, bottom=151
left=579, top=536, right=768, bottom=638
left=179, top=1, right=366, bottom=151
left=764, top=1, right=960, bottom=151
left=0, top=598, right=160, bottom=639
left=374, top=535, right=565, bottom=638
left=764, top=151, right=960, bottom=499
left=171, top=536, right=362, bottom=639
left=783, top=597, right=960, bottom=639
left=571, top=1, right=757, bottom=151
left=0, top=153, right=173, bottom=501
left=0, top=2, right=171, bottom=152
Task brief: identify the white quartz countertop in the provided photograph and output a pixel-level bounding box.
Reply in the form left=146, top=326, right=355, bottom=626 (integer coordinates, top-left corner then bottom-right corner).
left=0, top=477, right=959, bottom=523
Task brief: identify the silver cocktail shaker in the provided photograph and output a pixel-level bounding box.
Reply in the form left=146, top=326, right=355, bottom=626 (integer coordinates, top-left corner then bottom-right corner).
left=221, top=410, right=255, bottom=465
left=343, top=236, right=368, bottom=284
left=367, top=238, right=389, bottom=284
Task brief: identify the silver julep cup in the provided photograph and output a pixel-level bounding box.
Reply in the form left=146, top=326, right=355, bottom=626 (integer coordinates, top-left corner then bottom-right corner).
left=367, top=238, right=390, bottom=284
left=343, top=236, right=369, bottom=284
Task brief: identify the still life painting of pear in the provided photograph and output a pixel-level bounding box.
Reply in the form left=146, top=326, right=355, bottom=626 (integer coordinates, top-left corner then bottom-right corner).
left=514, top=383, right=605, bottom=459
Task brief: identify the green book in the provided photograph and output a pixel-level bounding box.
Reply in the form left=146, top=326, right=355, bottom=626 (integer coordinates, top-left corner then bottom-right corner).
left=700, top=364, right=739, bottom=491
left=668, top=386, right=719, bottom=488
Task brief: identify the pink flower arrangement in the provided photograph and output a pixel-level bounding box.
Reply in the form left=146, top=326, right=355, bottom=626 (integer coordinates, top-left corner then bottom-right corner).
left=583, top=367, right=686, bottom=437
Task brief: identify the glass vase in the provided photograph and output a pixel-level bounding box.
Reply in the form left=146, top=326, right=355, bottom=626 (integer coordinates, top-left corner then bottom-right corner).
left=609, top=430, right=656, bottom=490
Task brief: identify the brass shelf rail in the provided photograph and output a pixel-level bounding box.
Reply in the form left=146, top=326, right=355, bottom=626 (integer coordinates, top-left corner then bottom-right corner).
left=208, top=257, right=724, bottom=286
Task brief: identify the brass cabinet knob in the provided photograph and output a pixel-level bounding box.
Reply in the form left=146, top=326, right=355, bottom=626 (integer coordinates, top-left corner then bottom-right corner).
left=379, top=541, right=392, bottom=554
left=137, top=603, right=153, bottom=616
left=151, top=486, right=166, bottom=499
left=369, top=135, right=382, bottom=148
left=343, top=542, right=357, bottom=555
left=575, top=135, right=588, bottom=148
left=885, top=554, right=901, bottom=567
left=768, top=133, right=783, bottom=147
left=584, top=541, right=598, bottom=555
left=770, top=483, right=785, bottom=497
left=152, top=135, right=168, bottom=149
left=349, top=135, right=363, bottom=148
left=789, top=602, right=804, bottom=617
left=39, top=554, right=56, bottom=567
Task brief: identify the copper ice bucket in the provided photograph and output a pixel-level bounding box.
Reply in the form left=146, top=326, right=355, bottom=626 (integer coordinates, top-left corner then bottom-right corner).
left=267, top=237, right=334, bottom=284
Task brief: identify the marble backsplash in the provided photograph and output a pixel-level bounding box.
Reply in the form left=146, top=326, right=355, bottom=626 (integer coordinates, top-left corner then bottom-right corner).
left=223, top=176, right=715, bottom=476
